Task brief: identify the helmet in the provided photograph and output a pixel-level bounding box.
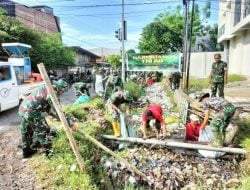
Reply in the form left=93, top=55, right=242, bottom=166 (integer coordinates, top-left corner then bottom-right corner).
left=123, top=90, right=132, bottom=101
left=55, top=79, right=68, bottom=92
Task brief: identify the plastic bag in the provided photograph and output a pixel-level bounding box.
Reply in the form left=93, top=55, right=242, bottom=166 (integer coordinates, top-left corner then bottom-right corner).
left=198, top=126, right=225, bottom=158
left=73, top=94, right=90, bottom=105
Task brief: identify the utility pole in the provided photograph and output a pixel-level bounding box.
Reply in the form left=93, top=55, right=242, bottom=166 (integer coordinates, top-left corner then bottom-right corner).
left=186, top=0, right=195, bottom=93
left=182, top=0, right=189, bottom=92
left=121, top=0, right=125, bottom=83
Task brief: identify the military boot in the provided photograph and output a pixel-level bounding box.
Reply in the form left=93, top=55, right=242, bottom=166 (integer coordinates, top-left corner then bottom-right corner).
left=22, top=147, right=37, bottom=158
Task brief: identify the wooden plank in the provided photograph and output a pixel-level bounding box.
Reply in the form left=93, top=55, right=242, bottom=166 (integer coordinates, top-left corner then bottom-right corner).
left=79, top=131, right=147, bottom=180
left=37, top=63, right=85, bottom=172
left=102, top=135, right=247, bottom=154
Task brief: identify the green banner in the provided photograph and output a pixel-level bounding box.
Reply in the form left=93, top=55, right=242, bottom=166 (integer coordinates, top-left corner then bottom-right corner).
left=127, top=52, right=180, bottom=72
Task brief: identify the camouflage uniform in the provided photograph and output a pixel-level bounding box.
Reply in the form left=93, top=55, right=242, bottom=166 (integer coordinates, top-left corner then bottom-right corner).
left=211, top=61, right=227, bottom=98
left=19, top=85, right=55, bottom=150
left=104, top=72, right=123, bottom=98
left=107, top=91, right=131, bottom=121
left=203, top=97, right=235, bottom=147
left=19, top=85, right=74, bottom=152
left=73, top=82, right=90, bottom=97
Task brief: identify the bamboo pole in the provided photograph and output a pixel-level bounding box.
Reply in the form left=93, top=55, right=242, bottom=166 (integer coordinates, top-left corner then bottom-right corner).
left=37, top=63, right=85, bottom=171
left=102, top=135, right=247, bottom=154
left=78, top=130, right=147, bottom=180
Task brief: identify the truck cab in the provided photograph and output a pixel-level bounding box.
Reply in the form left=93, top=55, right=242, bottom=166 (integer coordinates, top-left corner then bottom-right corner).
left=0, top=43, right=43, bottom=112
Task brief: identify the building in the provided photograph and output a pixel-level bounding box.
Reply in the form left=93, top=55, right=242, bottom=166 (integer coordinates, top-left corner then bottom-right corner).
left=218, top=0, right=250, bottom=76
left=70, top=46, right=100, bottom=72
left=0, top=0, right=60, bottom=33
left=88, top=47, right=120, bottom=56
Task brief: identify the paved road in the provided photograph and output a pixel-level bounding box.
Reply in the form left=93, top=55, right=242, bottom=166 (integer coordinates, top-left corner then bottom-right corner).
left=0, top=107, right=19, bottom=132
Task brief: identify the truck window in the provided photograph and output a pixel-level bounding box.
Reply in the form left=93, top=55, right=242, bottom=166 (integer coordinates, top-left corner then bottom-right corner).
left=14, top=66, right=24, bottom=84
left=0, top=66, right=11, bottom=82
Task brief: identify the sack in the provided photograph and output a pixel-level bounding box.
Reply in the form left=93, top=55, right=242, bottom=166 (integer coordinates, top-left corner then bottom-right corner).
left=73, top=95, right=90, bottom=105
left=198, top=126, right=225, bottom=158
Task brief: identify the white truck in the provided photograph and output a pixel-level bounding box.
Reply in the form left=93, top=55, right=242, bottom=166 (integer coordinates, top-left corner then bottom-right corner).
left=0, top=43, right=44, bottom=112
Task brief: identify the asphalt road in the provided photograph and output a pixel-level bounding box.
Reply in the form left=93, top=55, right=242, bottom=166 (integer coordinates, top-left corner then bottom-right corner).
left=0, top=107, right=20, bottom=132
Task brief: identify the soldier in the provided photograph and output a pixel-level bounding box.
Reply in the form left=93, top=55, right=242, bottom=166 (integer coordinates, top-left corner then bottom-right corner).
left=169, top=71, right=181, bottom=90
left=209, top=53, right=228, bottom=98
left=73, top=82, right=91, bottom=97
left=18, top=79, right=78, bottom=158
left=104, top=69, right=123, bottom=98
left=199, top=93, right=235, bottom=147
left=106, top=90, right=133, bottom=137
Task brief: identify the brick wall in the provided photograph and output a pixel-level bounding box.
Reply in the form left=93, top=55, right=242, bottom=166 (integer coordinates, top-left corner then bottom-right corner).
left=15, top=4, right=60, bottom=33
left=0, top=0, right=60, bottom=34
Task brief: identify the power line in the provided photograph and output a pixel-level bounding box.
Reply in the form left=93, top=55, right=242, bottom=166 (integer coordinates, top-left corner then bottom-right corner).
left=58, top=7, right=173, bottom=18
left=51, top=1, right=180, bottom=9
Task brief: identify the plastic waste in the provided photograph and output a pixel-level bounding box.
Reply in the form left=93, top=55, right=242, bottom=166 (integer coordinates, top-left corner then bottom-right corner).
left=198, top=126, right=225, bottom=158
left=73, top=94, right=90, bottom=105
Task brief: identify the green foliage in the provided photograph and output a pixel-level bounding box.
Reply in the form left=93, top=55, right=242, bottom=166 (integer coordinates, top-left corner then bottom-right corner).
left=63, top=104, right=87, bottom=120
left=233, top=119, right=250, bottom=150
left=139, top=5, right=207, bottom=53
left=81, top=97, right=104, bottom=109
left=231, top=119, right=250, bottom=180
left=0, top=11, right=75, bottom=71
left=126, top=49, right=136, bottom=54
left=237, top=176, right=250, bottom=190
left=228, top=74, right=247, bottom=83
left=32, top=98, right=113, bottom=189
left=189, top=77, right=209, bottom=93
left=189, top=74, right=247, bottom=93
left=30, top=32, right=76, bottom=70
left=124, top=81, right=143, bottom=101
left=106, top=55, right=121, bottom=68
left=161, top=76, right=178, bottom=112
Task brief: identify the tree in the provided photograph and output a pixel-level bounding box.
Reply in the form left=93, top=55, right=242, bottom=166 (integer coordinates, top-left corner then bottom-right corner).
left=126, top=49, right=136, bottom=54
left=106, top=55, right=121, bottom=68
left=0, top=9, right=75, bottom=71
left=29, top=32, right=75, bottom=70
left=138, top=5, right=210, bottom=53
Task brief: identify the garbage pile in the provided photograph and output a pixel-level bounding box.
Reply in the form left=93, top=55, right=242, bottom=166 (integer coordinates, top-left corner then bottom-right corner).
left=102, top=82, right=243, bottom=189
left=101, top=148, right=242, bottom=189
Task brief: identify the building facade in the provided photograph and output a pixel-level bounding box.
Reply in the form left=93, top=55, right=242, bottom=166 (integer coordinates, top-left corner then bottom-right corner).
left=218, top=0, right=250, bottom=76
left=0, top=0, right=60, bottom=33
left=70, top=46, right=100, bottom=72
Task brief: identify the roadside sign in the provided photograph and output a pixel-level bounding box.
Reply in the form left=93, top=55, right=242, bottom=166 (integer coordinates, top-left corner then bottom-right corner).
left=127, top=52, right=180, bottom=72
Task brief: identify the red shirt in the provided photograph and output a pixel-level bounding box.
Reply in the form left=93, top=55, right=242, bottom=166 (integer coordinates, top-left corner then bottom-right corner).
left=185, top=123, right=201, bottom=141
left=147, top=78, right=154, bottom=85
left=142, top=105, right=163, bottom=123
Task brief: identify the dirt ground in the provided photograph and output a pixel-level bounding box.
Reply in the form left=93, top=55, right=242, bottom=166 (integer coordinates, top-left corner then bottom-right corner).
left=0, top=125, right=40, bottom=190
left=0, top=87, right=79, bottom=190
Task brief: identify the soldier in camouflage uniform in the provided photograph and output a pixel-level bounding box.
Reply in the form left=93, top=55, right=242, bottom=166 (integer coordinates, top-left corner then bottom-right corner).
left=104, top=69, right=123, bottom=99
left=73, top=82, right=90, bottom=97
left=209, top=54, right=228, bottom=98
left=106, top=90, right=133, bottom=137
left=199, top=93, right=235, bottom=147
left=18, top=79, right=77, bottom=158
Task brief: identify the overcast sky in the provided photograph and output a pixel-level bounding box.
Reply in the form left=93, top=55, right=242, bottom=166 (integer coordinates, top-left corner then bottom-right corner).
left=14, top=0, right=219, bottom=51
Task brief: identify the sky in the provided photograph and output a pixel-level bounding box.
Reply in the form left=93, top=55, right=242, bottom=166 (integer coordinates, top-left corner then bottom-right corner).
left=14, top=0, right=219, bottom=51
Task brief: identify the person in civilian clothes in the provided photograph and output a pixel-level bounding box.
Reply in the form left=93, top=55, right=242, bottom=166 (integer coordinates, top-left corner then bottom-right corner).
left=141, top=104, right=167, bottom=139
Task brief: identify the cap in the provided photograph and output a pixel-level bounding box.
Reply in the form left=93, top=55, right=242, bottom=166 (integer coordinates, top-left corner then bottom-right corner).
left=189, top=114, right=199, bottom=121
